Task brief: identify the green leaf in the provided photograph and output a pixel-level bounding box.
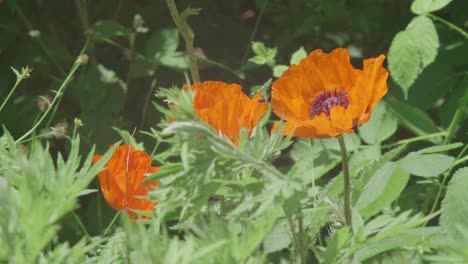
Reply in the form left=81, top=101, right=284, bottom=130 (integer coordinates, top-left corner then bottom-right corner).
left=407, top=16, right=439, bottom=68
left=358, top=102, right=398, bottom=144
left=146, top=28, right=179, bottom=57
left=128, top=55, right=158, bottom=78
left=273, top=65, right=288, bottom=77
left=251, top=41, right=268, bottom=55
left=93, top=20, right=130, bottom=42
left=399, top=153, right=454, bottom=177
left=356, top=162, right=410, bottom=219
left=414, top=142, right=463, bottom=155
left=440, top=167, right=468, bottom=243
left=157, top=52, right=190, bottom=70
left=249, top=41, right=277, bottom=66
left=263, top=220, right=291, bottom=253
left=387, top=97, right=440, bottom=142
left=290, top=46, right=307, bottom=65
left=388, top=31, right=420, bottom=96
left=387, top=16, right=439, bottom=98
left=411, top=0, right=452, bottom=15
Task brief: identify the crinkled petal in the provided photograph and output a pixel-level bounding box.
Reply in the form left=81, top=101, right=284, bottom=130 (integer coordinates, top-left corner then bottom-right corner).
left=349, top=55, right=388, bottom=124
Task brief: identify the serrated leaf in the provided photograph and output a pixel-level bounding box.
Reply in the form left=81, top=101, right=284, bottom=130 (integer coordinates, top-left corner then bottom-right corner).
left=290, top=46, right=307, bottom=65
left=440, top=167, right=468, bottom=243
left=399, top=153, right=454, bottom=177
left=388, top=16, right=439, bottom=98
left=411, top=0, right=452, bottom=15
left=356, top=163, right=410, bottom=219
left=388, top=31, right=420, bottom=96
left=358, top=102, right=398, bottom=144
left=407, top=16, right=439, bottom=67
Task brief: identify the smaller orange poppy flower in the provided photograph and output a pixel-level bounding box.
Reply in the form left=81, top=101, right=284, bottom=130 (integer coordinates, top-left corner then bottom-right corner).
left=92, top=144, right=160, bottom=218
left=271, top=48, right=388, bottom=138
left=186, top=81, right=268, bottom=145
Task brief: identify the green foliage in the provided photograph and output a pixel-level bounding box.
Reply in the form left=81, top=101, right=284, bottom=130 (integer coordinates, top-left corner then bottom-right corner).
left=411, top=0, right=453, bottom=15
left=440, top=168, right=468, bottom=243
left=0, top=0, right=467, bottom=262
left=388, top=16, right=439, bottom=98
left=249, top=41, right=278, bottom=67
left=0, top=132, right=115, bottom=263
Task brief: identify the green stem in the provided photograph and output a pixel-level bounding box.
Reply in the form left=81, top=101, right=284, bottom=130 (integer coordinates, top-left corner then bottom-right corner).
left=443, top=86, right=468, bottom=145
left=297, top=207, right=307, bottom=263
left=0, top=78, right=23, bottom=114
left=382, top=132, right=447, bottom=149
left=166, top=0, right=200, bottom=83
left=103, top=211, right=121, bottom=236
left=428, top=14, right=468, bottom=39
left=285, top=213, right=300, bottom=262
left=240, top=0, right=269, bottom=68
left=337, top=135, right=352, bottom=227
left=72, top=211, right=90, bottom=238
left=15, top=57, right=84, bottom=143
left=140, top=78, right=157, bottom=129
left=199, top=57, right=244, bottom=80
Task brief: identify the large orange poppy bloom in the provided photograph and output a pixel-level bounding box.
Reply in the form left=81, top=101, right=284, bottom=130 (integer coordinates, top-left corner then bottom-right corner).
left=92, top=144, right=160, bottom=218
left=271, top=48, right=388, bottom=138
left=187, top=81, right=268, bottom=145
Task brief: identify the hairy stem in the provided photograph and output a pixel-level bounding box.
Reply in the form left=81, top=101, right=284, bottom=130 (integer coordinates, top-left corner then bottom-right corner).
left=337, top=135, right=352, bottom=226
left=166, top=0, right=201, bottom=83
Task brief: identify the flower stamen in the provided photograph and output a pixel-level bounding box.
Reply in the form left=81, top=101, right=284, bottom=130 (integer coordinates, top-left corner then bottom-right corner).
left=309, top=89, right=349, bottom=119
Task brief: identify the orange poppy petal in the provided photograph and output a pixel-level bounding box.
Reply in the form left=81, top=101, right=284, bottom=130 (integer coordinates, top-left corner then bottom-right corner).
left=272, top=114, right=342, bottom=139
left=349, top=55, right=388, bottom=124
left=93, top=144, right=160, bottom=217
left=189, top=81, right=241, bottom=110
left=192, top=81, right=268, bottom=145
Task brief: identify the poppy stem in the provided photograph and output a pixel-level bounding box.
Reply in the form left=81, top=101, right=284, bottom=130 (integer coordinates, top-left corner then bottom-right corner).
left=166, top=0, right=201, bottom=83
left=337, top=135, right=352, bottom=227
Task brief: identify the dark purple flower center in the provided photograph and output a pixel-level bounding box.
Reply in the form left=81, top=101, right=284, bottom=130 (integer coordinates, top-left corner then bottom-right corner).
left=309, top=89, right=349, bottom=119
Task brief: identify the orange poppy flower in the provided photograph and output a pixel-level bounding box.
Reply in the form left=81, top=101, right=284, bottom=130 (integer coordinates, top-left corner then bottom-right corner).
left=92, top=144, right=160, bottom=218
left=187, top=81, right=268, bottom=145
left=271, top=48, right=388, bottom=138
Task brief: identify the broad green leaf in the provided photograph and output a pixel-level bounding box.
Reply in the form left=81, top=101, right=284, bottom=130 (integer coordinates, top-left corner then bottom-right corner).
left=387, top=97, right=440, bottom=142
left=273, top=65, right=288, bottom=77
left=358, top=102, right=398, bottom=144
left=146, top=28, right=179, bottom=57
left=388, top=31, right=420, bottom=96
left=290, top=46, right=307, bottom=65
left=93, top=20, right=130, bottom=42
left=263, top=220, right=291, bottom=253
left=356, top=162, right=410, bottom=219
left=440, top=167, right=468, bottom=243
left=157, top=52, right=190, bottom=70
left=407, top=16, right=439, bottom=68
left=411, top=0, right=452, bottom=15
left=128, top=55, right=158, bottom=78
left=388, top=16, right=439, bottom=98
left=399, top=153, right=454, bottom=177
